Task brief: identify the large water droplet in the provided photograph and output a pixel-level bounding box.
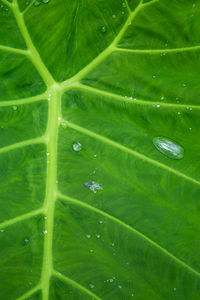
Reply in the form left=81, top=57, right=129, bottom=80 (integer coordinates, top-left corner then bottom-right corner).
left=42, top=0, right=50, bottom=3
left=73, top=142, right=82, bottom=152
left=84, top=181, right=103, bottom=193
left=34, top=0, right=41, bottom=6
left=153, top=137, right=184, bottom=160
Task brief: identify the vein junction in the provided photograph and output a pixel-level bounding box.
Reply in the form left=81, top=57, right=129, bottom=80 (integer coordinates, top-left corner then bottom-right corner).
left=0, top=0, right=200, bottom=299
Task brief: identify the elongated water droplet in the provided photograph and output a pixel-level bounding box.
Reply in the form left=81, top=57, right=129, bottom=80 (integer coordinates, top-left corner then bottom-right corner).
left=42, top=0, right=50, bottom=3
left=153, top=137, right=184, bottom=160
left=84, top=181, right=103, bottom=193
left=73, top=142, right=82, bottom=152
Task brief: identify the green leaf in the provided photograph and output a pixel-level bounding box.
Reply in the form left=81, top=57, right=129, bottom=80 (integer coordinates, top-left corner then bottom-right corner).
left=0, top=0, right=200, bottom=299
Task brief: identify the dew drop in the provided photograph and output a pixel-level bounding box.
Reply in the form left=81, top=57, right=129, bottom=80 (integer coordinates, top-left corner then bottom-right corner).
left=86, top=234, right=91, bottom=239
left=13, top=105, right=18, bottom=111
left=34, top=0, right=41, bottom=6
left=73, top=142, right=82, bottom=152
left=24, top=239, right=29, bottom=243
left=0, top=229, right=4, bottom=233
left=153, top=137, right=184, bottom=160
left=43, top=230, right=48, bottom=234
left=156, top=104, right=160, bottom=108
left=99, top=220, right=103, bottom=224
left=101, top=26, right=107, bottom=33
left=89, top=249, right=94, bottom=253
left=84, top=181, right=103, bottom=193
left=89, top=284, right=95, bottom=289
left=96, top=234, right=101, bottom=238
left=122, top=2, right=126, bottom=7
left=42, top=0, right=50, bottom=3
left=61, top=122, right=67, bottom=129
left=118, top=285, right=122, bottom=289
left=112, top=14, right=116, bottom=18
left=160, top=96, right=164, bottom=100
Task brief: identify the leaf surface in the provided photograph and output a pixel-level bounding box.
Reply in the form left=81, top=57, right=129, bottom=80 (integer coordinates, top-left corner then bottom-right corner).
left=0, top=0, right=200, bottom=299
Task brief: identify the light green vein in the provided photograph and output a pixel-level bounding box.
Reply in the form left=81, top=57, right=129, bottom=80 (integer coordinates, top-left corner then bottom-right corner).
left=60, top=119, right=200, bottom=187
left=0, top=92, right=48, bottom=107
left=57, top=192, right=200, bottom=279
left=53, top=270, right=103, bottom=300
left=22, top=0, right=35, bottom=15
left=116, top=46, right=200, bottom=54
left=0, top=137, right=46, bottom=155
left=17, top=284, right=41, bottom=300
left=61, top=1, right=144, bottom=90
left=0, top=208, right=44, bottom=230
left=0, top=44, right=28, bottom=55
left=74, top=83, right=200, bottom=109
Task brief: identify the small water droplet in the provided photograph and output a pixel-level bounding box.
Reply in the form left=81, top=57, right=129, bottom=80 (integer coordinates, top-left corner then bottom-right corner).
left=153, top=137, right=184, bottom=160
left=44, top=216, right=47, bottom=220
left=160, top=96, right=164, bottom=100
left=177, top=111, right=181, bottom=115
left=46, top=152, right=50, bottom=156
left=131, top=293, right=134, bottom=297
left=61, top=122, right=67, bottom=128
left=89, top=249, right=94, bottom=253
left=58, top=117, right=61, bottom=121
left=73, top=142, right=82, bottom=152
left=42, top=0, right=50, bottom=3
left=34, top=0, right=41, bottom=6
left=94, top=154, right=97, bottom=158
left=111, top=242, right=115, bottom=246
left=101, top=26, right=107, bottom=33
left=13, top=105, right=18, bottom=111
left=0, top=229, right=4, bottom=233
left=24, top=239, right=29, bottom=243
left=152, top=75, right=156, bottom=79
left=86, top=234, right=91, bottom=239
left=173, top=287, right=177, bottom=291
left=122, top=2, right=126, bottom=7
left=43, top=230, right=48, bottom=234
left=99, top=220, right=103, bottom=224
left=84, top=181, right=103, bottom=193
left=112, top=14, right=116, bottom=18
left=156, top=104, right=160, bottom=108
left=118, top=285, right=122, bottom=289
left=89, top=284, right=95, bottom=289
left=96, top=234, right=101, bottom=238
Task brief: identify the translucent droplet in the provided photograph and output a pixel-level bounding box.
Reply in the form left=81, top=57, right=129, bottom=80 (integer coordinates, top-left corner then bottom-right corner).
left=61, top=122, right=67, bottom=128
left=101, top=26, right=107, bottom=33
left=89, top=284, right=95, bottom=289
left=0, top=229, right=4, bottom=233
left=111, top=242, right=115, bottom=246
left=160, top=96, right=164, bottom=100
left=13, top=105, right=18, bottom=111
left=173, top=287, right=177, bottom=291
left=42, top=0, right=50, bottom=3
left=34, top=0, right=41, bottom=6
left=43, top=230, right=48, bottom=234
left=84, top=181, right=103, bottom=193
left=89, top=249, right=94, bottom=253
left=73, top=142, right=82, bottom=152
left=112, top=14, right=116, bottom=18
left=96, top=234, right=101, bottom=238
left=156, top=104, right=160, bottom=108
left=122, top=2, right=126, bottom=7
left=86, top=234, right=91, bottom=239
left=153, top=137, right=184, bottom=160
left=118, top=285, right=122, bottom=289
left=46, top=152, right=50, bottom=156
left=24, top=239, right=29, bottom=243
left=99, top=220, right=103, bottom=224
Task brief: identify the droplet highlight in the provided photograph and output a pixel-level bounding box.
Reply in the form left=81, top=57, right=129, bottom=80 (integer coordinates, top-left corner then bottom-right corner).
left=153, top=137, right=184, bottom=160
left=84, top=181, right=103, bottom=193
left=73, top=142, right=82, bottom=152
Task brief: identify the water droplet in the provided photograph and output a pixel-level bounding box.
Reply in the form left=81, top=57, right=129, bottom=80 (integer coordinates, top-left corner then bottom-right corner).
left=112, top=14, right=116, bottom=19
left=13, top=105, right=18, bottom=111
left=86, top=234, right=91, bottom=239
left=118, top=285, right=122, bottom=289
left=58, top=117, right=61, bottom=121
left=122, top=2, right=126, bottom=7
left=94, top=154, right=97, bottom=158
left=34, top=0, right=41, bottom=6
left=160, top=96, right=164, bottom=100
left=173, top=287, right=177, bottom=291
left=156, top=104, right=160, bottom=108
left=96, top=234, right=101, bottom=238
left=43, top=230, right=48, bottom=234
left=89, top=249, right=94, bottom=253
left=46, top=152, right=50, bottom=156
left=61, top=122, right=67, bottom=128
left=177, top=111, right=181, bottom=115
left=89, top=284, right=95, bottom=289
left=73, top=142, right=82, bottom=152
left=44, top=216, right=47, bottom=220
left=153, top=137, right=184, bottom=160
left=84, top=181, right=103, bottom=193
left=0, top=229, right=4, bottom=233
left=111, top=242, right=115, bottom=246
left=152, top=75, right=156, bottom=79
left=42, top=0, right=50, bottom=3
left=131, top=293, right=134, bottom=297
left=101, top=26, right=107, bottom=33
left=99, top=220, right=103, bottom=224
left=24, top=239, right=29, bottom=243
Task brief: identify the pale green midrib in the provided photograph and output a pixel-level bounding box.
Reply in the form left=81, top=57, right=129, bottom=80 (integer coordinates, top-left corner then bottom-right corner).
left=0, top=137, right=46, bottom=154
left=0, top=92, right=48, bottom=106
left=57, top=192, right=200, bottom=279
left=16, top=284, right=41, bottom=300
left=40, top=85, right=61, bottom=300
left=0, top=208, right=44, bottom=230
left=75, top=82, right=200, bottom=109
left=116, top=46, right=200, bottom=54
left=53, top=271, right=103, bottom=300
left=61, top=118, right=200, bottom=186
